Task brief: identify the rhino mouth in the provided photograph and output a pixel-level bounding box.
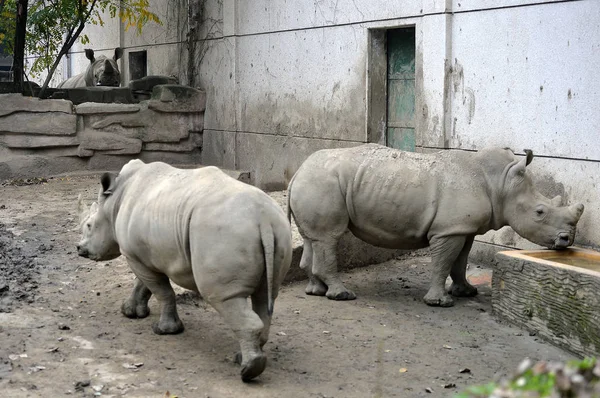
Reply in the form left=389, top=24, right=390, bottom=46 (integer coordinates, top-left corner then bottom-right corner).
left=551, top=231, right=574, bottom=250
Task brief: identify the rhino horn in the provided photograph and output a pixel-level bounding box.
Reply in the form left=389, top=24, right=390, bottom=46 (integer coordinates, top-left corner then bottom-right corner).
left=104, top=59, right=114, bottom=74
left=77, top=194, right=89, bottom=224
left=90, top=202, right=99, bottom=214
left=571, top=203, right=585, bottom=220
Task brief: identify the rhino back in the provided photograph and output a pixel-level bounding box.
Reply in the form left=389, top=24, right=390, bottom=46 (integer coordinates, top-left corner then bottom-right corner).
left=294, top=144, right=495, bottom=246
left=57, top=73, right=88, bottom=88
left=112, top=164, right=284, bottom=272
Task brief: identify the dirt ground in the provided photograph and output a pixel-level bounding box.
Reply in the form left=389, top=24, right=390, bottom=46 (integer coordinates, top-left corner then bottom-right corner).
left=0, top=174, right=573, bottom=398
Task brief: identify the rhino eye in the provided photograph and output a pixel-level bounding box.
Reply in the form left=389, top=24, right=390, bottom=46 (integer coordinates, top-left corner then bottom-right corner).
left=86, top=223, right=92, bottom=229
left=535, top=207, right=546, bottom=217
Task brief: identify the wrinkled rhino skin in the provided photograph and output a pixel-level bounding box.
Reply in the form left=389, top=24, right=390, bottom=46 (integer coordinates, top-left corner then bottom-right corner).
left=77, top=160, right=292, bottom=381
left=288, top=144, right=584, bottom=306
left=58, top=48, right=123, bottom=88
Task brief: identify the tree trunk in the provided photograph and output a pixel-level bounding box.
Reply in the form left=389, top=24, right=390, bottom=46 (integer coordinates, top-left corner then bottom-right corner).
left=37, top=23, right=85, bottom=99
left=12, top=0, right=28, bottom=93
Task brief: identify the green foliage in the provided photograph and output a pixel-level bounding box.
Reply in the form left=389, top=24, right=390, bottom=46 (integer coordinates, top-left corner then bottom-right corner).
left=568, top=356, right=596, bottom=371
left=509, top=369, right=556, bottom=397
left=455, top=358, right=600, bottom=398
left=0, top=0, right=161, bottom=76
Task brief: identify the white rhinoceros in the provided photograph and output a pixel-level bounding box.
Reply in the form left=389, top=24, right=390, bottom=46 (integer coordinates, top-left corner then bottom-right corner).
left=77, top=160, right=292, bottom=381
left=288, top=144, right=584, bottom=306
left=58, top=48, right=123, bottom=88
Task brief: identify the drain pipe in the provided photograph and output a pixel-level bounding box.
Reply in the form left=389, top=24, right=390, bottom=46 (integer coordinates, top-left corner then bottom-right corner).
left=119, top=1, right=125, bottom=84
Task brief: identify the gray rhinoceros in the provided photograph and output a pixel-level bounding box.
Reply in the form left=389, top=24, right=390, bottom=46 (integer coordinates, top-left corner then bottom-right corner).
left=58, top=48, right=123, bottom=88
left=288, top=144, right=584, bottom=307
left=77, top=160, right=292, bottom=381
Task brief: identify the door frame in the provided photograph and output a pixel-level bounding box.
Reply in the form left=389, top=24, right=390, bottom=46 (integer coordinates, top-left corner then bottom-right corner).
left=366, top=23, right=418, bottom=147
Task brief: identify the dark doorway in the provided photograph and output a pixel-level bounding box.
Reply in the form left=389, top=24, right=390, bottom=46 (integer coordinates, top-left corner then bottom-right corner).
left=129, top=50, right=147, bottom=81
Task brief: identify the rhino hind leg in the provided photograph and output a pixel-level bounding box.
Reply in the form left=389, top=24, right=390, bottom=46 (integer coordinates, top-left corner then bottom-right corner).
left=212, top=296, right=267, bottom=382
left=312, top=240, right=356, bottom=300
left=126, top=258, right=184, bottom=334
left=449, top=235, right=478, bottom=298
left=300, top=238, right=327, bottom=296
left=251, top=275, right=273, bottom=348
left=423, top=236, right=468, bottom=307
left=232, top=280, right=273, bottom=373
left=121, top=277, right=152, bottom=319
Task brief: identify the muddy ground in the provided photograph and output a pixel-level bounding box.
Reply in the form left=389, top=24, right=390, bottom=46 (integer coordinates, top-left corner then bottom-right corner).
left=0, top=174, right=573, bottom=398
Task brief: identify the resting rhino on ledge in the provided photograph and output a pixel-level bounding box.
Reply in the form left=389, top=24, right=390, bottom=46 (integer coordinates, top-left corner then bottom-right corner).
left=288, top=144, right=584, bottom=307
left=58, top=47, right=123, bottom=88
left=77, top=160, right=292, bottom=381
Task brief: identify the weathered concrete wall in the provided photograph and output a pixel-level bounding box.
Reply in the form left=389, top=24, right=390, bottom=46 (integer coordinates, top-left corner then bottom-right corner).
left=0, top=85, right=204, bottom=180
left=26, top=0, right=599, bottom=256
left=446, top=1, right=600, bottom=254
left=192, top=0, right=600, bottom=254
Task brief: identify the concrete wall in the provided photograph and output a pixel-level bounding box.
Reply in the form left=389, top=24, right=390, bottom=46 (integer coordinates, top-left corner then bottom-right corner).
left=22, top=0, right=600, bottom=254
left=193, top=0, right=599, bottom=253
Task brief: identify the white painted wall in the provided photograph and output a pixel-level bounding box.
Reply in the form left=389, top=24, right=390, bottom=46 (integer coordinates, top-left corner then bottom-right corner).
left=24, top=0, right=600, bottom=251
left=195, top=0, right=599, bottom=250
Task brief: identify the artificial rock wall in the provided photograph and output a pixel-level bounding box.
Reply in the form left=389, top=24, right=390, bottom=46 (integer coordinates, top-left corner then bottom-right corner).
left=0, top=85, right=205, bottom=181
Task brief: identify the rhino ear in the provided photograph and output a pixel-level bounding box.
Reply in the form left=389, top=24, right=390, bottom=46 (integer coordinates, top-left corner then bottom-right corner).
left=551, top=195, right=562, bottom=207
left=523, top=149, right=534, bottom=166
left=77, top=194, right=89, bottom=224
left=85, top=49, right=95, bottom=63
left=113, top=47, right=123, bottom=61
left=101, top=172, right=117, bottom=196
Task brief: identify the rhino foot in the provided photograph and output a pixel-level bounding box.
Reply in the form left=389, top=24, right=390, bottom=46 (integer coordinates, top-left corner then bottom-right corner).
left=305, top=277, right=327, bottom=296
left=121, top=301, right=150, bottom=319
left=449, top=283, right=478, bottom=297
left=152, top=318, right=184, bottom=335
left=423, top=291, right=454, bottom=307
left=326, top=289, right=356, bottom=301
left=241, top=354, right=267, bottom=382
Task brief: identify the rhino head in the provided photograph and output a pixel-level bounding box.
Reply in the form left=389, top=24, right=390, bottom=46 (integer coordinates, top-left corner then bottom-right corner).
left=76, top=173, right=121, bottom=261
left=498, top=149, right=584, bottom=250
left=84, top=47, right=123, bottom=87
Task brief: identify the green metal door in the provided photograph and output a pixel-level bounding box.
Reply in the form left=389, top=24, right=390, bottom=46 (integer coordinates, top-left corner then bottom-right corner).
left=386, top=28, right=415, bottom=151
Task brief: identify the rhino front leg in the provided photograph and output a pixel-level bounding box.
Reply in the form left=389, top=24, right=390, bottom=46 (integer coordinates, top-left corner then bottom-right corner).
left=423, top=236, right=467, bottom=307
left=449, top=235, right=478, bottom=298
left=300, top=238, right=327, bottom=296
left=126, top=257, right=184, bottom=334
left=312, top=239, right=356, bottom=300
left=121, top=277, right=152, bottom=318
left=212, top=296, right=267, bottom=382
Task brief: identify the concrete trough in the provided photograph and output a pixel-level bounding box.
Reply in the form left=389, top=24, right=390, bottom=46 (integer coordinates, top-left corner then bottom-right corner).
left=492, top=247, right=600, bottom=358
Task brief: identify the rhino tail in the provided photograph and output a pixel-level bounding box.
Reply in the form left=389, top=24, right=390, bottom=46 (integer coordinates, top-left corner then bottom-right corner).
left=260, top=222, right=275, bottom=316
left=286, top=172, right=296, bottom=223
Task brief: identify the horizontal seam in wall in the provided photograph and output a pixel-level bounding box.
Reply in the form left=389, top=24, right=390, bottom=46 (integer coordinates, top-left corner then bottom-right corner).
left=419, top=145, right=600, bottom=164
left=195, top=0, right=583, bottom=41
left=23, top=1, right=582, bottom=57
left=204, top=128, right=364, bottom=143
left=473, top=239, right=519, bottom=250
